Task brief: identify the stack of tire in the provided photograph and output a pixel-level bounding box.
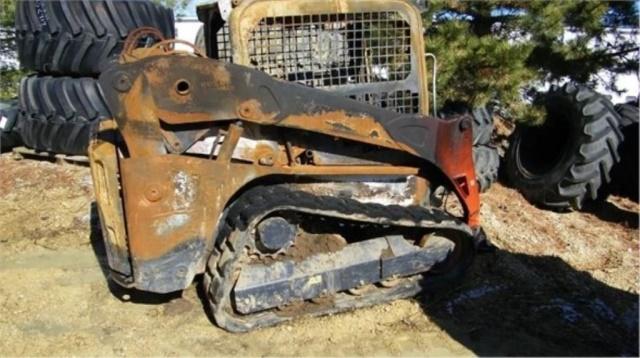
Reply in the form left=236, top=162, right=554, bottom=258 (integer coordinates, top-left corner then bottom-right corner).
left=440, top=102, right=500, bottom=192
left=609, top=100, right=639, bottom=201
left=505, top=83, right=637, bottom=210
left=6, top=0, right=174, bottom=155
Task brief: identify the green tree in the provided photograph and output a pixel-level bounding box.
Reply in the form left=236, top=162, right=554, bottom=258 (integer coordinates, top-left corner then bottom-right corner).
left=0, top=0, right=26, bottom=101
left=152, top=0, right=190, bottom=18
left=424, top=0, right=639, bottom=123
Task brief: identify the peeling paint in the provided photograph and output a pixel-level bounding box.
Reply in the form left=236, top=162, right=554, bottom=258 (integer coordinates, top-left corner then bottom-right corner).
left=173, top=171, right=196, bottom=211
left=154, top=213, right=190, bottom=236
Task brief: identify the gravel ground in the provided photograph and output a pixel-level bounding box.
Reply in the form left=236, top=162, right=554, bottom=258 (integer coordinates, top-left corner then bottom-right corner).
left=0, top=154, right=638, bottom=356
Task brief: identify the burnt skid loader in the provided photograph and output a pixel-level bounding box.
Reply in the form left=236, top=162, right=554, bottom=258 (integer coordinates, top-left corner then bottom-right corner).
left=89, top=0, right=485, bottom=332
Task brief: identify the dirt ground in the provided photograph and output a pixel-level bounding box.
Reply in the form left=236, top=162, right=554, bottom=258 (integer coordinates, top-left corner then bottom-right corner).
left=0, top=153, right=638, bottom=356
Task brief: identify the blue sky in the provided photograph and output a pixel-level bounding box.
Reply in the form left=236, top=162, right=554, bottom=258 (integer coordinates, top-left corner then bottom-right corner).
left=182, top=0, right=208, bottom=19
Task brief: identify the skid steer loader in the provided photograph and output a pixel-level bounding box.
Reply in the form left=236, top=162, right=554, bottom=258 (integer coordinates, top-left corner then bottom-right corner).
left=89, top=0, right=485, bottom=332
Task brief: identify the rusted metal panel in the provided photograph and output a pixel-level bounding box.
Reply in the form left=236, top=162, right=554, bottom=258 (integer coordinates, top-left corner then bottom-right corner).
left=115, top=154, right=425, bottom=292
left=88, top=119, right=132, bottom=280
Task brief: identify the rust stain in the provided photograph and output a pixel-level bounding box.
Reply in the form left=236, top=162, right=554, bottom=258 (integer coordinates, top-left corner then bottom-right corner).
left=282, top=110, right=400, bottom=150
left=325, top=120, right=355, bottom=133
left=237, top=99, right=277, bottom=122
left=156, top=108, right=214, bottom=124
left=209, top=63, right=232, bottom=90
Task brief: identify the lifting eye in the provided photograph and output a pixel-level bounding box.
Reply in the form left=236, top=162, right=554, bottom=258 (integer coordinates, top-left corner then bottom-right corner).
left=175, top=79, right=191, bottom=95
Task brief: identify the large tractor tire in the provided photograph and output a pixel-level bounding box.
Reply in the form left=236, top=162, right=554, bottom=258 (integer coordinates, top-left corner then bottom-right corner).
left=470, top=106, right=494, bottom=146
left=615, top=102, right=639, bottom=128
left=473, top=145, right=500, bottom=193
left=0, top=101, right=22, bottom=153
left=505, top=83, right=623, bottom=210
left=18, top=76, right=111, bottom=156
left=609, top=102, right=639, bottom=201
left=15, top=0, right=174, bottom=76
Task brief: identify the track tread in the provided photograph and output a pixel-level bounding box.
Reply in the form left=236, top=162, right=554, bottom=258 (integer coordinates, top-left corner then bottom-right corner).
left=205, top=185, right=474, bottom=332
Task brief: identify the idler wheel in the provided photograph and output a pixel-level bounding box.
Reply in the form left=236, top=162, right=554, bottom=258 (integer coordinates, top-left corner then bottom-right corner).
left=256, top=217, right=296, bottom=253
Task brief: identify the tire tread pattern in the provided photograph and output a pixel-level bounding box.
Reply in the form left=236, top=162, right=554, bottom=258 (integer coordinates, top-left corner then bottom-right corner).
left=16, top=0, right=175, bottom=75
left=609, top=102, right=639, bottom=200
left=473, top=145, right=499, bottom=192
left=506, top=83, right=623, bottom=210
left=18, top=75, right=111, bottom=155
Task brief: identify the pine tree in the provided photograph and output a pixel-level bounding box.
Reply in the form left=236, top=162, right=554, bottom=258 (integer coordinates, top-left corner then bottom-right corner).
left=423, top=0, right=639, bottom=123
left=0, top=0, right=25, bottom=101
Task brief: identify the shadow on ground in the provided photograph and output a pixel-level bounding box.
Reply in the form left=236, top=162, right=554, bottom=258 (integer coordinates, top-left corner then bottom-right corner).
left=497, top=157, right=639, bottom=229
left=583, top=199, right=639, bottom=229
left=420, top=248, right=639, bottom=356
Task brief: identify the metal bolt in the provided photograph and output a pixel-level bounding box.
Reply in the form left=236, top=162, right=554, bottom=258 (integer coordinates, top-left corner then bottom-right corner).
left=176, top=266, right=188, bottom=278
left=145, top=185, right=162, bottom=202
left=258, top=156, right=274, bottom=166
left=239, top=104, right=252, bottom=118
left=459, top=119, right=471, bottom=131
left=113, top=72, right=132, bottom=92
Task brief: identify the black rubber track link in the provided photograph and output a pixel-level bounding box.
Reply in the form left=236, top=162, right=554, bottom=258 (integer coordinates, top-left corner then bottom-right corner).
left=505, top=83, right=623, bottom=210
left=204, top=185, right=475, bottom=332
left=15, top=0, right=175, bottom=76
left=18, top=75, right=111, bottom=155
left=609, top=102, right=639, bottom=201
left=473, top=145, right=499, bottom=192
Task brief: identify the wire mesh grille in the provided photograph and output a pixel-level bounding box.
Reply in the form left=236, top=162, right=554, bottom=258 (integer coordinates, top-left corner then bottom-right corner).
left=214, top=23, right=232, bottom=62
left=349, top=91, right=419, bottom=114
left=245, top=12, right=419, bottom=114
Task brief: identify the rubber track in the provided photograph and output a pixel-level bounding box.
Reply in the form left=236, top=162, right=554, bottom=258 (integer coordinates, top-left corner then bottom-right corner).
left=15, top=0, right=175, bottom=75
left=473, top=145, right=499, bottom=192
left=506, top=83, right=623, bottom=210
left=205, top=185, right=474, bottom=332
left=18, top=75, right=111, bottom=155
